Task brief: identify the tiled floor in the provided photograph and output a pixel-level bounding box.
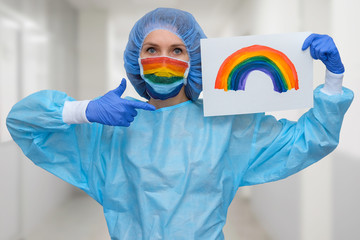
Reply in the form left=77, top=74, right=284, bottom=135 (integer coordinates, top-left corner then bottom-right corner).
left=27, top=192, right=271, bottom=240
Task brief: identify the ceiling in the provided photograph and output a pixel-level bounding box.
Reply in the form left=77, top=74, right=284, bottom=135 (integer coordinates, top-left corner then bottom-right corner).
left=67, top=0, right=228, bottom=10
left=65, top=0, right=245, bottom=17
left=64, top=0, right=254, bottom=37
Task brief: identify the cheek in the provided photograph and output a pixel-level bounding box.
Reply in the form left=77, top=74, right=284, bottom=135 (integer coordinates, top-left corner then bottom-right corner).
left=179, top=55, right=190, bottom=62
left=182, top=55, right=190, bottom=62
left=139, top=49, right=146, bottom=58
left=182, top=51, right=190, bottom=62
left=172, top=53, right=189, bottom=62
left=140, top=50, right=161, bottom=58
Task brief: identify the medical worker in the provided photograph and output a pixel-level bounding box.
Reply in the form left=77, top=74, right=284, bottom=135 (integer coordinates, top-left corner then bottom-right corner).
left=7, top=8, right=353, bottom=240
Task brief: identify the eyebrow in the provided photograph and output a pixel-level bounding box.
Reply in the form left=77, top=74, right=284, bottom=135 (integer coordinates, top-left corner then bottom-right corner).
left=171, top=43, right=186, bottom=48
left=142, top=42, right=186, bottom=48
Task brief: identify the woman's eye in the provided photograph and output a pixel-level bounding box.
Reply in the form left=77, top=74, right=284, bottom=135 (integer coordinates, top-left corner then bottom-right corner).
left=147, top=47, right=156, bottom=54
left=173, top=48, right=183, bottom=55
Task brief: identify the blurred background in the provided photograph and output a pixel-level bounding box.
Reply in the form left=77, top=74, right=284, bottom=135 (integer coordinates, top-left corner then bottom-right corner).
left=0, top=0, right=359, bottom=239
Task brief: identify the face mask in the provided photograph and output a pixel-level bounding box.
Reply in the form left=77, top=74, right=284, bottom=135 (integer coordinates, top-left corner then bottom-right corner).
left=139, top=56, right=190, bottom=100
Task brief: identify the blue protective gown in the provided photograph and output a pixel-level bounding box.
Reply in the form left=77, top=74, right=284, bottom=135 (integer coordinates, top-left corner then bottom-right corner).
left=6, top=85, right=353, bottom=240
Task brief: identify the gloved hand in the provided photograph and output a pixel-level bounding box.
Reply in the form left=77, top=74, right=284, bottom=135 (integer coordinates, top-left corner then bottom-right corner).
left=302, top=33, right=345, bottom=74
left=86, top=78, right=156, bottom=126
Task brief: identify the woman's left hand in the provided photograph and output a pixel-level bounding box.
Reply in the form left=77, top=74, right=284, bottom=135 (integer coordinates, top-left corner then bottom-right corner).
left=302, top=33, right=345, bottom=74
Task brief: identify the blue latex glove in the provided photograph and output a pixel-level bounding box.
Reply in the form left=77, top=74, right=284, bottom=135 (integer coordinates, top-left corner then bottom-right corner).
left=302, top=33, right=345, bottom=74
left=86, top=78, right=156, bottom=126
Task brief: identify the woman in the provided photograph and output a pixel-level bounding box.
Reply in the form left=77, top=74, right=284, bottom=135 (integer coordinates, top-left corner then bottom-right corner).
left=7, top=8, right=353, bottom=240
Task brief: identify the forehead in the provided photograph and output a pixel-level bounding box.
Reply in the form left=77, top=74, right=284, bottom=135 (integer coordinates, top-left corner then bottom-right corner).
left=142, top=29, right=185, bottom=46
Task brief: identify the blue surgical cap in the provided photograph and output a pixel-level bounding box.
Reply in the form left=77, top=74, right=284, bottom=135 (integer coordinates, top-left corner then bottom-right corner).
left=124, top=8, right=207, bottom=101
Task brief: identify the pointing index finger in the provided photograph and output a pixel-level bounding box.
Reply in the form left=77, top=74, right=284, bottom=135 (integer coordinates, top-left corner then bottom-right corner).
left=124, top=99, right=156, bottom=111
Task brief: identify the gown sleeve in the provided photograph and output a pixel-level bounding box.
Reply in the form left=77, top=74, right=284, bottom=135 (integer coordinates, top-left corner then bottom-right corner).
left=6, top=90, right=106, bottom=204
left=236, top=85, right=354, bottom=187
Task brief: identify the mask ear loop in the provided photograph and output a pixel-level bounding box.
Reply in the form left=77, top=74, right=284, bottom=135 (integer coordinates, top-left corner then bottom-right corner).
left=138, top=58, right=145, bottom=77
left=184, top=62, right=190, bottom=85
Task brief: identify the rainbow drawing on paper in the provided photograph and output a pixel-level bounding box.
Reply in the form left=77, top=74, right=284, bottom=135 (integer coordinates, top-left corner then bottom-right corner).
left=214, top=45, right=299, bottom=93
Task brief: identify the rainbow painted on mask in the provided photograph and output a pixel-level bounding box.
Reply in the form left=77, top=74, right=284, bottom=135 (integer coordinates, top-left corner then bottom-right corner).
left=139, top=57, right=190, bottom=84
left=215, top=45, right=299, bottom=93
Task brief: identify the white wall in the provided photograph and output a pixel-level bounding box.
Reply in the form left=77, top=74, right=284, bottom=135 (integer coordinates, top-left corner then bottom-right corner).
left=0, top=142, right=20, bottom=240
left=0, top=0, right=79, bottom=239
left=252, top=176, right=302, bottom=240
left=331, top=0, right=360, bottom=158
left=331, top=0, right=360, bottom=239
left=78, top=8, right=108, bottom=100
left=332, top=152, right=360, bottom=239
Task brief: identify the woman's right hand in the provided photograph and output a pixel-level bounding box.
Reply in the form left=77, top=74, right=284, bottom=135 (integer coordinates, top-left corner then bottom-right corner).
left=86, top=78, right=156, bottom=126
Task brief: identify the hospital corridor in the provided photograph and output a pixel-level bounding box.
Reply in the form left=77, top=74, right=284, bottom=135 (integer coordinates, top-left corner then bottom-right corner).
left=1, top=0, right=360, bottom=240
